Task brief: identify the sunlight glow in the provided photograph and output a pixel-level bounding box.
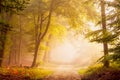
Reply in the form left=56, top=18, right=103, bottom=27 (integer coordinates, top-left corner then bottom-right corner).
left=106, top=0, right=114, bottom=2
left=49, top=31, right=103, bottom=67
left=88, top=22, right=100, bottom=31
left=55, top=65, right=75, bottom=71
left=50, top=40, right=76, bottom=64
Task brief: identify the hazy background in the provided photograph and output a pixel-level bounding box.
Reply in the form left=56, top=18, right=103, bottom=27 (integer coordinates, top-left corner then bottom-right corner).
left=49, top=31, right=103, bottom=67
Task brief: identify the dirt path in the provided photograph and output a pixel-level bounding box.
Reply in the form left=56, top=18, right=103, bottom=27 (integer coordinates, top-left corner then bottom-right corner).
left=44, top=69, right=81, bottom=80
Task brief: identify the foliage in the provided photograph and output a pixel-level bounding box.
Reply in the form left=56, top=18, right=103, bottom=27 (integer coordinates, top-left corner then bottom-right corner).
left=0, top=0, right=29, bottom=67
left=78, top=68, right=88, bottom=75
left=0, top=0, right=30, bottom=13
left=0, top=68, right=53, bottom=79
left=1, top=0, right=119, bottom=68
left=27, top=68, right=53, bottom=79
left=83, top=64, right=103, bottom=75
left=86, top=29, right=118, bottom=43
left=81, top=64, right=120, bottom=80
left=0, top=0, right=30, bottom=35
left=106, top=0, right=120, bottom=62
left=86, top=0, right=120, bottom=67
left=80, top=63, right=120, bottom=76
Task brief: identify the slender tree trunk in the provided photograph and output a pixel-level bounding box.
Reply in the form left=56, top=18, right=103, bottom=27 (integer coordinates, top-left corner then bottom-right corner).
left=0, top=0, right=2, bottom=12
left=101, top=0, right=109, bottom=67
left=13, top=37, right=17, bottom=65
left=43, top=42, right=49, bottom=63
left=14, top=48, right=17, bottom=65
left=43, top=45, right=48, bottom=62
left=0, top=0, right=5, bottom=67
left=31, top=0, right=54, bottom=67
left=31, top=39, right=41, bottom=67
left=31, top=14, right=41, bottom=67
left=0, top=30, right=7, bottom=67
left=8, top=34, right=17, bottom=66
left=8, top=44, right=13, bottom=66
left=0, top=38, right=5, bottom=67
left=43, top=34, right=51, bottom=63
left=18, top=15, right=22, bottom=66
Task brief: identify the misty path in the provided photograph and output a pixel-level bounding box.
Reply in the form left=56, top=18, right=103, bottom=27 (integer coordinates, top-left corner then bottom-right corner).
left=44, top=67, right=81, bottom=80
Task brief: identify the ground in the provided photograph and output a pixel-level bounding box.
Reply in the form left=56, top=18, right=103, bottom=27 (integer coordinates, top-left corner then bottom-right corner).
left=0, top=65, right=120, bottom=80
left=0, top=70, right=81, bottom=80
left=81, top=67, right=120, bottom=80
left=0, top=65, right=82, bottom=80
left=44, top=69, right=81, bottom=80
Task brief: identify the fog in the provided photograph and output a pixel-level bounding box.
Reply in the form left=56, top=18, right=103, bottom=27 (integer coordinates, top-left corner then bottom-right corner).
left=49, top=32, right=103, bottom=67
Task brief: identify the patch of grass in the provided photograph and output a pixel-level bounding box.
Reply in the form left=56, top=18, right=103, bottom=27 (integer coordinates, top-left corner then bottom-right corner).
left=81, top=63, right=120, bottom=80
left=79, top=61, right=120, bottom=80
left=78, top=64, right=103, bottom=75
left=85, top=63, right=103, bottom=75
left=78, top=68, right=87, bottom=74
left=0, top=68, right=8, bottom=74
left=110, top=61, right=120, bottom=70
left=26, top=68, right=53, bottom=79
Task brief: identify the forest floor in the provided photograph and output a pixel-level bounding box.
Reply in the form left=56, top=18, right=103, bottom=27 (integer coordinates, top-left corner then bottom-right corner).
left=0, top=70, right=81, bottom=80
left=0, top=65, right=82, bottom=80
left=81, top=67, right=120, bottom=80
left=0, top=66, right=120, bottom=80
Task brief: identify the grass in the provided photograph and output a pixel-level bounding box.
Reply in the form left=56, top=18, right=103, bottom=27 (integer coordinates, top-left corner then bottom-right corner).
left=78, top=62, right=120, bottom=76
left=78, top=64, right=103, bottom=75
left=26, top=68, right=53, bottom=79
left=78, top=68, right=87, bottom=75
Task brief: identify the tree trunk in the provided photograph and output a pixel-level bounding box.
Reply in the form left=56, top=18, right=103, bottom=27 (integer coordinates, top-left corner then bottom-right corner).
left=0, top=0, right=2, bottom=12
left=8, top=44, right=13, bottom=66
left=8, top=33, right=18, bottom=66
left=0, top=29, right=7, bottom=67
left=0, top=0, right=4, bottom=67
left=31, top=39, right=41, bottom=67
left=18, top=15, right=22, bottom=66
left=31, top=13, right=41, bottom=67
left=43, top=34, right=51, bottom=63
left=101, top=0, right=109, bottom=67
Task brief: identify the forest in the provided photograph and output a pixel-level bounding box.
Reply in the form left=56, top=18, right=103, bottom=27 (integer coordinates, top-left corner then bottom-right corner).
left=0, top=0, right=120, bottom=80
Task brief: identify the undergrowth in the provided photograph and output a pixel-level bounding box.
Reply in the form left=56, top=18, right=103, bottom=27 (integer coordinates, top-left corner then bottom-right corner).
left=0, top=67, right=53, bottom=79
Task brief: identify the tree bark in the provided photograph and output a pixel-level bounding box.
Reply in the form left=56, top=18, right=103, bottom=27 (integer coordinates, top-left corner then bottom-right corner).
left=101, top=0, right=109, bottom=67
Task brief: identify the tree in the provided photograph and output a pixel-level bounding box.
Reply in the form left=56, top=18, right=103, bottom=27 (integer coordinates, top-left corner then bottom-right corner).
left=25, top=0, right=98, bottom=67
left=86, top=0, right=120, bottom=67
left=8, top=15, right=23, bottom=66
left=0, top=0, right=29, bottom=67
left=86, top=0, right=110, bottom=67
left=101, top=0, right=109, bottom=67
left=31, top=0, right=54, bottom=67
